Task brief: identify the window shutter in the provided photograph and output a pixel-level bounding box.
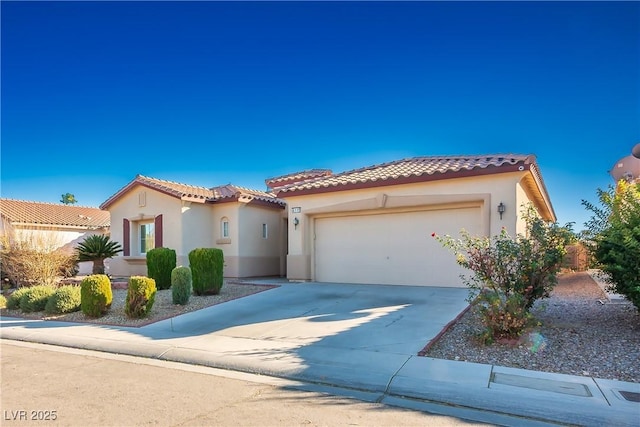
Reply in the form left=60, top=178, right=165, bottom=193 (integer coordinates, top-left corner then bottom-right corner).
left=123, top=218, right=130, bottom=256
left=155, top=214, right=163, bottom=248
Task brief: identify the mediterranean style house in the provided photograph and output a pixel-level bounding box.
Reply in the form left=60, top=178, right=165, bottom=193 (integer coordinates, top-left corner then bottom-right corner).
left=0, top=199, right=111, bottom=275
left=100, top=175, right=287, bottom=278
left=101, top=153, right=555, bottom=287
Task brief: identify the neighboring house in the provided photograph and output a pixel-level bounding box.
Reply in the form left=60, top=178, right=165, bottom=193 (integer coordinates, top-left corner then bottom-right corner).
left=270, top=154, right=555, bottom=287
left=0, top=198, right=111, bottom=275
left=100, top=175, right=286, bottom=278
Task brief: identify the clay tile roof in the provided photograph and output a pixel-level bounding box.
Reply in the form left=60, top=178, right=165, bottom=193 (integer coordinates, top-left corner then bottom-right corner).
left=265, top=169, right=333, bottom=190
left=0, top=198, right=110, bottom=228
left=210, top=184, right=286, bottom=206
left=135, top=175, right=214, bottom=201
left=276, top=154, right=535, bottom=195
left=101, top=175, right=285, bottom=209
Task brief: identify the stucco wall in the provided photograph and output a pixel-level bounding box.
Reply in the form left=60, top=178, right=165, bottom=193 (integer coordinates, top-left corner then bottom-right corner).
left=236, top=204, right=283, bottom=277
left=283, top=171, right=534, bottom=283
left=107, top=185, right=185, bottom=277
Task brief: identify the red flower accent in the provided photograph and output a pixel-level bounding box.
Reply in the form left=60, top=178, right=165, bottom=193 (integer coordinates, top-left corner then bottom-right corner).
left=431, top=232, right=436, bottom=237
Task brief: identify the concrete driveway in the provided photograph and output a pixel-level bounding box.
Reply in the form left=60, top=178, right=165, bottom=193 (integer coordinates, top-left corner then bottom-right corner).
left=1, top=281, right=470, bottom=392
left=3, top=281, right=639, bottom=426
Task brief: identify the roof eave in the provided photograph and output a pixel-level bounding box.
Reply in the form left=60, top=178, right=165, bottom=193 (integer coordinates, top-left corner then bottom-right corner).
left=276, top=163, right=527, bottom=198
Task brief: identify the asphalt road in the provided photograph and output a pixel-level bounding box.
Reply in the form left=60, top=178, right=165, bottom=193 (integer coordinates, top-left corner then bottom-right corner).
left=1, top=341, right=488, bottom=427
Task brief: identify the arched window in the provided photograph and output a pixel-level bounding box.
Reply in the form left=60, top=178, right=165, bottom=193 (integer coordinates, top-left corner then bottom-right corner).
left=221, top=217, right=229, bottom=238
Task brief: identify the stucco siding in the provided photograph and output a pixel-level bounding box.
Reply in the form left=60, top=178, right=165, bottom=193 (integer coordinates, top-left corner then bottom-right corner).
left=284, top=172, right=529, bottom=285
left=107, top=185, right=185, bottom=276
left=236, top=204, right=283, bottom=277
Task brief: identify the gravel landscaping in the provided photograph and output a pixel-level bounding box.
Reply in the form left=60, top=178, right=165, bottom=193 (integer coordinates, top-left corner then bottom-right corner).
left=420, top=271, right=640, bottom=383
left=1, top=281, right=277, bottom=327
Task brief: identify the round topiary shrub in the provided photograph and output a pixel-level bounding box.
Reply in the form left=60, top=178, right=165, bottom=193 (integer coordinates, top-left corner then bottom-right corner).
left=45, top=285, right=81, bottom=314
left=19, top=285, right=56, bottom=313
left=171, top=266, right=192, bottom=305
left=6, top=287, right=30, bottom=310
left=125, top=276, right=156, bottom=318
left=146, top=247, right=176, bottom=290
left=80, top=274, right=113, bottom=317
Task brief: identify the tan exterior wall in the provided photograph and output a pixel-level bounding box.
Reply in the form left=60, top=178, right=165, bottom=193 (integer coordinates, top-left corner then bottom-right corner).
left=108, top=185, right=185, bottom=277
left=211, top=203, right=241, bottom=277
left=284, top=171, right=536, bottom=285
left=107, top=188, right=284, bottom=278
left=236, top=204, right=284, bottom=277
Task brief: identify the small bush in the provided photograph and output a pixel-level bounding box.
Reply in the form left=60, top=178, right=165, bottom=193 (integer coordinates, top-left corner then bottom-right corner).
left=146, top=247, right=176, bottom=290
left=171, top=266, right=192, bottom=305
left=81, top=274, right=113, bottom=317
left=189, top=248, right=224, bottom=295
left=125, top=276, right=156, bottom=318
left=19, top=285, right=56, bottom=313
left=0, top=294, right=6, bottom=309
left=6, top=287, right=30, bottom=310
left=45, top=285, right=81, bottom=314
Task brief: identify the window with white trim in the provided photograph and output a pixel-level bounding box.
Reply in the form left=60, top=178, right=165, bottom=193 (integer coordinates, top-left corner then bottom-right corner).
left=221, top=217, right=229, bottom=238
left=139, top=222, right=155, bottom=254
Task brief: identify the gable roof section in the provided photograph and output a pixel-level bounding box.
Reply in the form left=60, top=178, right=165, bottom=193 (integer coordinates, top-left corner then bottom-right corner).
left=100, top=175, right=285, bottom=209
left=0, top=199, right=110, bottom=229
left=274, top=154, right=555, bottom=220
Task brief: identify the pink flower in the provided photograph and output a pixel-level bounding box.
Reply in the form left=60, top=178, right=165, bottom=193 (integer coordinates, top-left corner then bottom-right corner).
left=431, top=232, right=436, bottom=237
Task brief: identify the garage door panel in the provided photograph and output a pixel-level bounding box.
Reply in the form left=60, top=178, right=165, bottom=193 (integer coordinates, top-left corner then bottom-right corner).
left=314, top=208, right=481, bottom=287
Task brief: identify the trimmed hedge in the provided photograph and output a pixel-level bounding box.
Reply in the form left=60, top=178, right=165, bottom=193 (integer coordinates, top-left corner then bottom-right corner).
left=188, top=248, right=224, bottom=295
left=19, top=285, right=56, bottom=313
left=171, top=266, right=192, bottom=305
left=6, top=287, right=30, bottom=310
left=45, top=285, right=81, bottom=314
left=125, top=276, right=157, bottom=318
left=146, top=247, right=176, bottom=290
left=0, top=294, right=6, bottom=309
left=81, top=274, right=113, bottom=317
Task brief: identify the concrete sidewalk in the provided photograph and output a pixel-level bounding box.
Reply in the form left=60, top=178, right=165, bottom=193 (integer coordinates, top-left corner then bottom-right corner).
left=1, top=281, right=638, bottom=426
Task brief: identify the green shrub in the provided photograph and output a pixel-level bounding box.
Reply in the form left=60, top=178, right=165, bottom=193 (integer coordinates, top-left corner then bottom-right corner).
left=171, top=266, right=192, bottom=305
left=435, top=204, right=574, bottom=341
left=188, top=248, right=224, bottom=295
left=45, top=285, right=81, bottom=314
left=146, top=247, right=176, bottom=290
left=0, top=294, right=7, bottom=309
left=583, top=181, right=640, bottom=310
left=80, top=274, right=113, bottom=317
left=19, top=285, right=56, bottom=313
left=6, top=287, right=30, bottom=310
left=125, top=276, right=157, bottom=318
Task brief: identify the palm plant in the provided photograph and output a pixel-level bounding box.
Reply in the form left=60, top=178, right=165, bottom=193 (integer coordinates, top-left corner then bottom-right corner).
left=76, top=235, right=123, bottom=274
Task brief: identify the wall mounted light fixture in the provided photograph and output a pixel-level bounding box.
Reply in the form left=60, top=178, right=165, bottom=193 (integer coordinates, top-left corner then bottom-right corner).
left=293, top=217, right=300, bottom=230
left=498, top=202, right=506, bottom=220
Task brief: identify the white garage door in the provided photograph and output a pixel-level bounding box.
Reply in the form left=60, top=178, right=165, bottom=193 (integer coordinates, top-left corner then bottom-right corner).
left=314, top=207, right=482, bottom=287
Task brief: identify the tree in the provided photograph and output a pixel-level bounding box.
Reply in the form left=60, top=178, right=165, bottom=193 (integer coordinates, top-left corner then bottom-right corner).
left=60, top=193, right=77, bottom=205
left=76, top=235, right=123, bottom=275
left=582, top=181, right=640, bottom=310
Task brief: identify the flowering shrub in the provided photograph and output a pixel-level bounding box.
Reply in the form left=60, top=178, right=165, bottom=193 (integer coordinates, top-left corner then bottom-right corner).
left=434, top=205, right=574, bottom=342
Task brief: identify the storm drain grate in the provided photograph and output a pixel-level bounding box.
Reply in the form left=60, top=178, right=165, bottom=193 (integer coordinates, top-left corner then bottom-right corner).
left=619, top=391, right=640, bottom=403
left=491, top=373, right=592, bottom=397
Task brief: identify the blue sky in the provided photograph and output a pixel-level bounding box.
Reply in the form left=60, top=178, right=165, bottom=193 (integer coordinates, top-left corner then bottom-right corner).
left=1, top=1, right=638, bottom=231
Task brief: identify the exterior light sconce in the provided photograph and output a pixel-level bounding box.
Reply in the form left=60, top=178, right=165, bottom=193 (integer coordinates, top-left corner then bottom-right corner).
left=497, top=202, right=506, bottom=220
left=293, top=217, right=299, bottom=230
